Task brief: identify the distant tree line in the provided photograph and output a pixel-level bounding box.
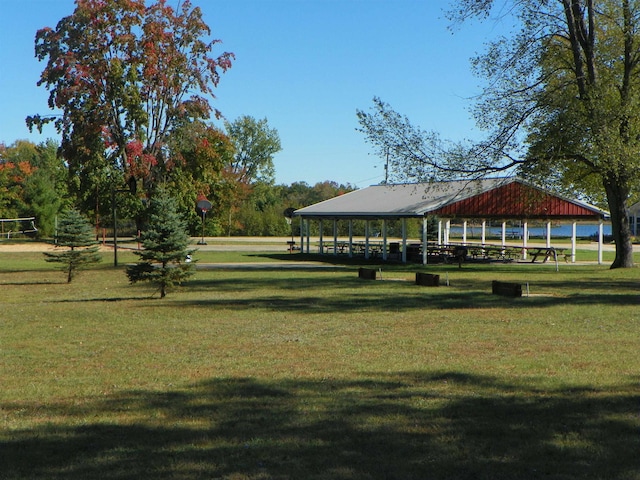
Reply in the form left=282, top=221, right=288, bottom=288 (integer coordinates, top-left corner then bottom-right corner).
left=0, top=138, right=356, bottom=239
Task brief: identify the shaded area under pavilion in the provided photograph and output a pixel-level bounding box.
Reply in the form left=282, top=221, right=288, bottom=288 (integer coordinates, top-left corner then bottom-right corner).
left=293, top=177, right=610, bottom=265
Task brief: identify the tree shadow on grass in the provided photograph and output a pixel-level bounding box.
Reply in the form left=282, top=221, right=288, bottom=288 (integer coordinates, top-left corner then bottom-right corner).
left=167, top=274, right=640, bottom=312
left=188, top=260, right=640, bottom=307
left=53, top=296, right=155, bottom=303
left=32, top=268, right=639, bottom=311
left=2, top=372, right=638, bottom=479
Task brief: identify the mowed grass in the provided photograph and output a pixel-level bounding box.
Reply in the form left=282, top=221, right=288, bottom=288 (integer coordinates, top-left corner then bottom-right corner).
left=1, top=249, right=639, bottom=479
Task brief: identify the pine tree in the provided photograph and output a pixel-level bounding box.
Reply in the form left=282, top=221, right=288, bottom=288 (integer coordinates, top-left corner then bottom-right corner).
left=44, top=208, right=101, bottom=283
left=126, top=189, right=195, bottom=298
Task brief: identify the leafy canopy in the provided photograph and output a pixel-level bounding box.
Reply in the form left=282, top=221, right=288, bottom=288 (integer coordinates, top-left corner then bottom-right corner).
left=28, top=0, right=234, bottom=193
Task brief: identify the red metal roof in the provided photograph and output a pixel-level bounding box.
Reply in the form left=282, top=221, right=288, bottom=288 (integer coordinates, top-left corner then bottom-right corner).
left=431, top=180, right=603, bottom=219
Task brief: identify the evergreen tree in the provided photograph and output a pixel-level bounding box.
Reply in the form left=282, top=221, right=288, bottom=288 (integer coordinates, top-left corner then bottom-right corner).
left=126, top=189, right=195, bottom=298
left=44, top=208, right=101, bottom=283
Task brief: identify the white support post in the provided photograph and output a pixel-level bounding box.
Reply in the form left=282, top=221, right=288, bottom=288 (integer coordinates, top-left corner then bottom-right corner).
left=365, top=220, right=370, bottom=260
left=462, top=220, right=468, bottom=244
left=422, top=216, right=428, bottom=265
left=348, top=219, right=353, bottom=258
left=501, top=221, right=506, bottom=247
left=438, top=220, right=443, bottom=245
left=546, top=221, right=552, bottom=248
left=571, top=222, right=577, bottom=263
left=445, top=219, right=451, bottom=244
left=333, top=219, right=338, bottom=256
left=598, top=220, right=604, bottom=265
left=481, top=220, right=486, bottom=245
left=402, top=218, right=407, bottom=263
left=319, top=219, right=323, bottom=254
left=299, top=216, right=304, bottom=252
left=522, top=222, right=528, bottom=260
left=306, top=219, right=311, bottom=253
left=382, top=219, right=388, bottom=260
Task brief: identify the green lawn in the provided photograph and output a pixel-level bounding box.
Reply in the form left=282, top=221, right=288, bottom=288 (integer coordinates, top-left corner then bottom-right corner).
left=1, top=249, right=639, bottom=479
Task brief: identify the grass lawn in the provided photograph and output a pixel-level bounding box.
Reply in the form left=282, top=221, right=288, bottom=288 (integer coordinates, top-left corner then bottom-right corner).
left=1, top=248, right=639, bottom=479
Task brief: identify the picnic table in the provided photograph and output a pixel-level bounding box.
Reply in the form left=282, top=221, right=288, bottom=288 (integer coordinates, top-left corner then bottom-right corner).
left=526, top=246, right=568, bottom=263
left=322, top=240, right=384, bottom=256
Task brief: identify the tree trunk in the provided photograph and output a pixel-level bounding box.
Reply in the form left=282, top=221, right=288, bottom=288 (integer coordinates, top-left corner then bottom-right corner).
left=604, top=175, right=634, bottom=268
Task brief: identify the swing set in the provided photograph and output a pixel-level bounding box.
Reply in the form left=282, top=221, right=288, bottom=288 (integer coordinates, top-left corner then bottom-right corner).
left=0, top=217, right=38, bottom=238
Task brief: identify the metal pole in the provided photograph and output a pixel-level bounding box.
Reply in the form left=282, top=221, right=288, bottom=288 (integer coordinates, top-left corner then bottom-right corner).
left=112, top=188, right=118, bottom=267
left=199, top=210, right=207, bottom=245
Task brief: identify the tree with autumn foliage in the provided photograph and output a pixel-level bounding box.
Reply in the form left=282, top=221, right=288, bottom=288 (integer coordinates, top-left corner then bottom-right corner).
left=28, top=0, right=233, bottom=223
left=0, top=140, right=66, bottom=236
left=166, top=120, right=234, bottom=233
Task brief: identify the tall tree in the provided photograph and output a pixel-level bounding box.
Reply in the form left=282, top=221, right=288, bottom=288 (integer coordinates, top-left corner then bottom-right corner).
left=218, top=116, right=281, bottom=235
left=44, top=208, right=101, bottom=283
left=358, top=0, right=640, bottom=268
left=168, top=120, right=234, bottom=231
left=28, top=0, right=233, bottom=204
left=126, top=188, right=195, bottom=298
left=224, top=115, right=281, bottom=185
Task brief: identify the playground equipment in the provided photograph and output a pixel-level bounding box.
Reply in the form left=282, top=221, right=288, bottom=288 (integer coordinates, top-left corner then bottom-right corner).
left=0, top=217, right=38, bottom=238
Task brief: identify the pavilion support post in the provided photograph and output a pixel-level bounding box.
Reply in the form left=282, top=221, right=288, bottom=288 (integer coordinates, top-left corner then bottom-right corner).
left=571, top=222, right=577, bottom=263
left=333, top=219, right=338, bottom=256
left=445, top=219, right=451, bottom=244
left=365, top=220, right=370, bottom=259
left=546, top=221, right=552, bottom=248
left=306, top=218, right=311, bottom=254
left=402, top=217, right=407, bottom=263
left=348, top=219, right=353, bottom=258
left=382, top=219, right=388, bottom=261
left=438, top=220, right=443, bottom=245
left=462, top=220, right=468, bottom=244
left=598, top=220, right=604, bottom=265
left=481, top=220, right=486, bottom=245
left=299, top=216, right=304, bottom=253
left=319, top=219, right=324, bottom=255
left=422, top=216, right=428, bottom=265
left=501, top=222, right=506, bottom=247
left=522, top=222, right=529, bottom=260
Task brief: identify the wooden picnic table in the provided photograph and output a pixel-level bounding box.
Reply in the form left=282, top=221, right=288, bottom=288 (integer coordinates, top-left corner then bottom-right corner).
left=526, top=246, right=568, bottom=263
left=322, top=240, right=383, bottom=256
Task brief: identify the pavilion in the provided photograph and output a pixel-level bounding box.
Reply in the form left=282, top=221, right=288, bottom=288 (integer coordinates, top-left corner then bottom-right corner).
left=293, top=177, right=610, bottom=264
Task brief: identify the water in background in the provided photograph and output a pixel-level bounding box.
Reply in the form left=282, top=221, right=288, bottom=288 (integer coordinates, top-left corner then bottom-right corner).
left=449, top=223, right=612, bottom=239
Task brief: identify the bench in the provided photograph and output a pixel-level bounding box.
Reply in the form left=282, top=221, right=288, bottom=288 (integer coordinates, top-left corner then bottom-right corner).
left=415, top=272, right=440, bottom=286
left=492, top=280, right=522, bottom=297
left=358, top=267, right=377, bottom=280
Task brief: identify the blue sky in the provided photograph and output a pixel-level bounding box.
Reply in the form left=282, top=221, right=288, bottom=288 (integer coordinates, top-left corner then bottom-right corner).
left=0, top=0, right=503, bottom=187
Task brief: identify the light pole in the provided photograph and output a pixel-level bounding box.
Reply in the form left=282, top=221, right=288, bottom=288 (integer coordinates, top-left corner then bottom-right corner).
left=196, top=196, right=212, bottom=245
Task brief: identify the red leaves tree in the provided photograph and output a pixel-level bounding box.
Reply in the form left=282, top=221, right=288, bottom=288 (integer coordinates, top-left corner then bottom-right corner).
left=28, top=0, right=233, bottom=205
